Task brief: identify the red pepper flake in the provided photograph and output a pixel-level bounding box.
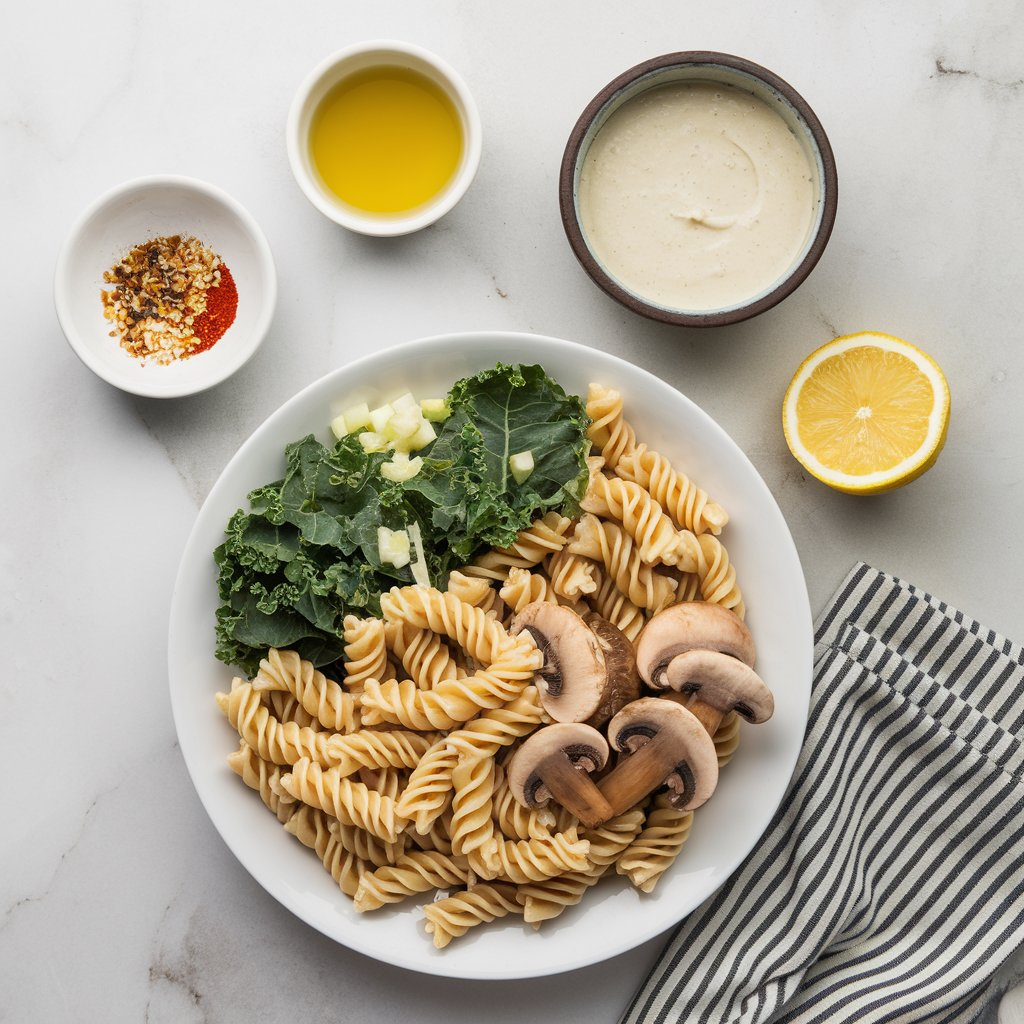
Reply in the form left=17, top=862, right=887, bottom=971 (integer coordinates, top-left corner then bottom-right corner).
left=191, top=265, right=238, bottom=355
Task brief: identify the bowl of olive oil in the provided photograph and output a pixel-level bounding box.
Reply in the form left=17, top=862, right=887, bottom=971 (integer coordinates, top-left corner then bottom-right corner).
left=288, top=41, right=482, bottom=236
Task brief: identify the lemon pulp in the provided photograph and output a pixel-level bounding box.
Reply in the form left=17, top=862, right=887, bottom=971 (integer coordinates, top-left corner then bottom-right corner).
left=310, top=66, right=463, bottom=214
left=783, top=332, right=950, bottom=494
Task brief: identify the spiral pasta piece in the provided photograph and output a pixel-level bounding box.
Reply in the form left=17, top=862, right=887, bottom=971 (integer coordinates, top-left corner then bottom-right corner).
left=586, top=383, right=637, bottom=469
left=380, top=586, right=538, bottom=668
left=617, top=793, right=695, bottom=893
left=284, top=804, right=367, bottom=898
left=516, top=808, right=646, bottom=925
left=581, top=475, right=691, bottom=567
left=353, top=851, right=472, bottom=912
left=671, top=570, right=703, bottom=604
left=226, top=741, right=297, bottom=823
left=442, top=686, right=547, bottom=760
left=545, top=548, right=598, bottom=598
left=615, top=444, right=728, bottom=536
left=326, top=817, right=406, bottom=868
left=360, top=661, right=532, bottom=731
left=461, top=511, right=574, bottom=582
left=216, top=679, right=336, bottom=767
left=395, top=737, right=460, bottom=833
left=585, top=569, right=646, bottom=642
left=343, top=615, right=393, bottom=693
left=423, top=884, right=522, bottom=949
left=446, top=570, right=505, bottom=622
left=499, top=567, right=560, bottom=614
left=384, top=620, right=461, bottom=690
left=263, top=690, right=320, bottom=731
left=253, top=647, right=360, bottom=734
left=280, top=758, right=403, bottom=843
left=695, top=533, right=746, bottom=619
left=714, top=710, right=741, bottom=768
left=491, top=767, right=557, bottom=840
left=408, top=806, right=456, bottom=855
left=475, top=829, right=591, bottom=884
left=357, top=765, right=407, bottom=801
left=324, top=729, right=432, bottom=777
left=568, top=514, right=677, bottom=611
left=449, top=755, right=497, bottom=857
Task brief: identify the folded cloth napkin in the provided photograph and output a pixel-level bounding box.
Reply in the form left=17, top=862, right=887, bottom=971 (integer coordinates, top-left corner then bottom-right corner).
left=620, top=562, right=1024, bottom=1024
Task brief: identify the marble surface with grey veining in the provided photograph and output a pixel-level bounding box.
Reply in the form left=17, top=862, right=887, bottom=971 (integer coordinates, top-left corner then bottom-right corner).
left=2, top=1, right=1023, bottom=1021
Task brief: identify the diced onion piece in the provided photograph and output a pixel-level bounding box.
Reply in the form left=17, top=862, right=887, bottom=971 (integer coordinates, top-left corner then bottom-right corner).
left=342, top=402, right=372, bottom=434
left=330, top=413, right=349, bottom=441
left=509, top=450, right=535, bottom=484
left=359, top=431, right=389, bottom=453
left=381, top=452, right=424, bottom=481
left=407, top=419, right=437, bottom=451
left=387, top=408, right=424, bottom=441
left=407, top=522, right=430, bottom=587
left=420, top=398, right=451, bottom=422
left=369, top=403, right=396, bottom=433
left=378, top=526, right=411, bottom=568
left=391, top=392, right=419, bottom=414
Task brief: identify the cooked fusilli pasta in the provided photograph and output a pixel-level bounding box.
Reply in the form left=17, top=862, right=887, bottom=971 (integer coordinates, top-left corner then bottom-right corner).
left=586, top=383, right=637, bottom=469
left=615, top=444, right=728, bottom=536
left=568, top=514, right=677, bottom=611
left=280, top=758, right=403, bottom=843
left=422, top=884, right=523, bottom=949
left=342, top=615, right=393, bottom=693
left=354, top=851, right=472, bottom=912
left=284, top=804, right=367, bottom=898
left=461, top=511, right=574, bottom=582
left=616, top=793, right=695, bottom=893
left=253, top=647, right=360, bottom=733
left=226, top=741, right=297, bottom=823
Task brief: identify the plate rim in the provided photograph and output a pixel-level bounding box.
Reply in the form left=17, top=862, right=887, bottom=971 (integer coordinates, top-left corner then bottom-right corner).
left=168, top=328, right=812, bottom=979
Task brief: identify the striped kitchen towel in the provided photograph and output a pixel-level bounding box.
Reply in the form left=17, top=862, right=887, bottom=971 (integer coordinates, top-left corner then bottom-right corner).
left=621, top=562, right=1024, bottom=1024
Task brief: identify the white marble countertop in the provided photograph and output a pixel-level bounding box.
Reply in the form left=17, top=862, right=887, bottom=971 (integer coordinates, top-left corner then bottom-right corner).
left=3, top=1, right=1023, bottom=1021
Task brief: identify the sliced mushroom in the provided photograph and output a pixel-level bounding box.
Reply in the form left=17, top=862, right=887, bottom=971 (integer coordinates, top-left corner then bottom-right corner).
left=507, top=722, right=613, bottom=828
left=660, top=648, right=775, bottom=736
left=581, top=611, right=641, bottom=727
left=510, top=602, right=638, bottom=725
left=635, top=602, right=756, bottom=689
left=598, top=697, right=719, bottom=813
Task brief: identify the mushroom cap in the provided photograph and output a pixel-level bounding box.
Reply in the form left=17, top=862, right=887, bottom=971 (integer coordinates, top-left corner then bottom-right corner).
left=581, top=611, right=642, bottom=727
left=635, top=602, right=756, bottom=688
left=606, top=697, right=719, bottom=810
left=663, top=649, right=774, bottom=724
left=506, top=722, right=610, bottom=808
left=509, top=602, right=608, bottom=723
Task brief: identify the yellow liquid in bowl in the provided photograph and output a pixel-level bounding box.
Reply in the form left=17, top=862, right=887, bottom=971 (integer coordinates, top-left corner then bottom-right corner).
left=310, top=66, right=463, bottom=214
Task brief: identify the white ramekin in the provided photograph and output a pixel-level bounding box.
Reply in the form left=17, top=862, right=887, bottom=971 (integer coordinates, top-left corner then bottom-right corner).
left=286, top=40, right=482, bottom=237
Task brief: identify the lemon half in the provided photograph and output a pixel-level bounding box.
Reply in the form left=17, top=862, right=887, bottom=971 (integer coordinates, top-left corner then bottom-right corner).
left=782, top=332, right=950, bottom=495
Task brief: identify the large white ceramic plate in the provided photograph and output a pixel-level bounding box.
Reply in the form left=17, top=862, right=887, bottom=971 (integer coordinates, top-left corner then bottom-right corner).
left=168, top=330, right=812, bottom=979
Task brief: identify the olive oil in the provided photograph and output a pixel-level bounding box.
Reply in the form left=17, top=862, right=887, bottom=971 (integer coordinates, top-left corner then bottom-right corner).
left=310, top=66, right=463, bottom=214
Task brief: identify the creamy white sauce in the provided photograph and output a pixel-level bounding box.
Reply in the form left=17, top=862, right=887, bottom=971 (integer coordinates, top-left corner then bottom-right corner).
left=578, top=81, right=816, bottom=312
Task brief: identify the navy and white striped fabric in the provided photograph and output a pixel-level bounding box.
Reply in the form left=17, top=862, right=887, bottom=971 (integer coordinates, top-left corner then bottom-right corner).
left=621, top=563, right=1024, bottom=1024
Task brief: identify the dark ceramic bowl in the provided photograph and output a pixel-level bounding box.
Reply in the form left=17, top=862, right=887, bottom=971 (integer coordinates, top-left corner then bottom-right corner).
left=559, top=52, right=838, bottom=327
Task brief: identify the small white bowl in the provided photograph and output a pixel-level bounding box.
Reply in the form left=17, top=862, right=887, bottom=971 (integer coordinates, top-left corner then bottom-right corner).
left=286, top=40, right=482, bottom=236
left=54, top=176, right=277, bottom=399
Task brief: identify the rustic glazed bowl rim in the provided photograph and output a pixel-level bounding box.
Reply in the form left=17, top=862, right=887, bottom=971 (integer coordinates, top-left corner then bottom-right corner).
left=559, top=51, right=839, bottom=328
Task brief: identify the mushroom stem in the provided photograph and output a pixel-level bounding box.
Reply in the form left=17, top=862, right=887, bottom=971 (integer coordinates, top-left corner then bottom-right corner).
left=598, top=729, right=685, bottom=817
left=539, top=754, right=615, bottom=829
left=661, top=691, right=724, bottom=737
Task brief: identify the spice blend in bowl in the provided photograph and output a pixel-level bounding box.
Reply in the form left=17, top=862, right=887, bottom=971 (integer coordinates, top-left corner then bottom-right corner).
left=102, top=235, right=238, bottom=365
left=55, top=175, right=275, bottom=399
